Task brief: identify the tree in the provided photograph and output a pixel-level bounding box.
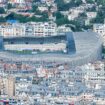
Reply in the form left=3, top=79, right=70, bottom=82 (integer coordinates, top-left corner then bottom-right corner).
left=32, top=0, right=40, bottom=2
left=86, top=0, right=95, bottom=3
left=0, top=7, right=5, bottom=14
left=86, top=6, right=96, bottom=12
left=0, top=17, right=6, bottom=22
left=7, top=3, right=13, bottom=9
left=75, top=0, right=83, bottom=6
left=54, top=12, right=64, bottom=19
left=79, top=12, right=87, bottom=18
left=6, top=12, right=48, bottom=23
left=6, top=12, right=28, bottom=22
left=32, top=5, right=38, bottom=12
left=96, top=0, right=105, bottom=6
left=55, top=0, right=82, bottom=11
left=56, top=17, right=70, bottom=26
left=91, top=9, right=105, bottom=23
left=55, top=0, right=64, bottom=8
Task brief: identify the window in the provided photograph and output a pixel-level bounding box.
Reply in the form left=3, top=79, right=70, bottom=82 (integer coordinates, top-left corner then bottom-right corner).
left=11, top=42, right=14, bottom=44
left=26, top=42, right=29, bottom=44
left=40, top=42, right=43, bottom=44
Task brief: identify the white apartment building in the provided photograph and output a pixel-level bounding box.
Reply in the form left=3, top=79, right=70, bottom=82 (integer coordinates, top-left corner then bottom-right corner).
left=14, top=76, right=33, bottom=99
left=86, top=12, right=97, bottom=19
left=0, top=22, right=57, bottom=37
left=44, top=0, right=55, bottom=6
left=57, top=25, right=72, bottom=34
left=0, top=23, right=26, bottom=37
left=8, top=0, right=32, bottom=9
left=93, top=23, right=105, bottom=44
left=0, top=0, right=6, bottom=3
left=68, top=7, right=84, bottom=20
left=38, top=5, right=48, bottom=12
left=26, top=22, right=57, bottom=37
left=82, top=62, right=105, bottom=89
left=9, top=0, right=25, bottom=4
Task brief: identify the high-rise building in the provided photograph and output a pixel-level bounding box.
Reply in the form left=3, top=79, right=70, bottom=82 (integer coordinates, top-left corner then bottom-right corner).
left=5, top=76, right=15, bottom=97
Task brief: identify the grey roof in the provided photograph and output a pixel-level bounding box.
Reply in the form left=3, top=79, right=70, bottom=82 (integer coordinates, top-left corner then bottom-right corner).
left=3, top=35, right=67, bottom=44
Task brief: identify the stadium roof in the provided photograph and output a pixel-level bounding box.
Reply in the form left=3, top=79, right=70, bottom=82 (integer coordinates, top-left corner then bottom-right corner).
left=0, top=32, right=102, bottom=67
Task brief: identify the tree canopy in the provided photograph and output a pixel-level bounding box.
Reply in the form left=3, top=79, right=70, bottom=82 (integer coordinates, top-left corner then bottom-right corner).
left=0, top=7, right=5, bottom=14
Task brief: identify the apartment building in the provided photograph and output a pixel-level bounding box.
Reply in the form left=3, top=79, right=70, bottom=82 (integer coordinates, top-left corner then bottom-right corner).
left=86, top=12, right=97, bottom=19
left=68, top=7, right=84, bottom=20
left=0, top=0, right=6, bottom=3
left=93, top=23, right=105, bottom=44
left=41, top=0, right=55, bottom=6
left=3, top=76, right=15, bottom=97
left=38, top=5, right=48, bottom=12
left=0, top=23, right=26, bottom=37
left=81, top=62, right=105, bottom=90
left=6, top=77, right=15, bottom=97
left=26, top=22, right=57, bottom=37
left=0, top=22, right=57, bottom=37
left=15, top=76, right=32, bottom=96
left=8, top=0, right=32, bottom=9
left=9, top=0, right=25, bottom=4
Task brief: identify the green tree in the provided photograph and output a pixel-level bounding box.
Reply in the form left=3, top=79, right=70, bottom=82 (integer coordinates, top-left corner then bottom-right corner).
left=32, top=5, right=38, bottom=12
left=96, top=0, right=105, bottom=6
left=0, top=17, right=6, bottom=22
left=54, top=12, right=64, bottom=19
left=56, top=17, right=70, bottom=26
left=7, top=3, right=13, bottom=9
left=55, top=0, right=82, bottom=11
left=79, top=12, right=87, bottom=18
left=0, top=7, right=5, bottom=14
left=6, top=12, right=28, bottom=22
left=32, top=0, right=40, bottom=2
left=75, top=0, right=83, bottom=6
left=86, top=6, right=96, bottom=12
left=86, top=0, right=95, bottom=3
left=91, top=9, right=105, bottom=23
left=6, top=12, right=48, bottom=23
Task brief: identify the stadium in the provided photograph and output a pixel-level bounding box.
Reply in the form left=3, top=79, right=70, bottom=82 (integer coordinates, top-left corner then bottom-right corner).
left=0, top=32, right=103, bottom=67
